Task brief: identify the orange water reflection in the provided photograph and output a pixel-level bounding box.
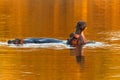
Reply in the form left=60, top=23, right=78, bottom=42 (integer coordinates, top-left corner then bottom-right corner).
left=0, top=0, right=120, bottom=80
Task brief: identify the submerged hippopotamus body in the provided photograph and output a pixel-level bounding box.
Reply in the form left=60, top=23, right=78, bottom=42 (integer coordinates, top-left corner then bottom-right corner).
left=8, top=21, right=88, bottom=46
left=8, top=38, right=63, bottom=44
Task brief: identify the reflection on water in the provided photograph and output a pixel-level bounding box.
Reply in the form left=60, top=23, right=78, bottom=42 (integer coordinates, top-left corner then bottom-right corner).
left=0, top=0, right=120, bottom=80
left=70, top=45, right=85, bottom=67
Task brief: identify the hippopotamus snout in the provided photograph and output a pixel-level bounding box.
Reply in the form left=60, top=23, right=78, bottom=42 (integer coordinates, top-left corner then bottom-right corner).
left=8, top=40, right=13, bottom=44
left=8, top=39, right=22, bottom=44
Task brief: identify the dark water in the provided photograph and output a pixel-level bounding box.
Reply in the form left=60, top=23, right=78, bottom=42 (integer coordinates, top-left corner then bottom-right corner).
left=0, top=0, right=120, bottom=80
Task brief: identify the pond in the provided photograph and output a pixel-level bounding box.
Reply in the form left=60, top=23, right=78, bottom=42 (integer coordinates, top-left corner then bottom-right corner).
left=0, top=0, right=120, bottom=80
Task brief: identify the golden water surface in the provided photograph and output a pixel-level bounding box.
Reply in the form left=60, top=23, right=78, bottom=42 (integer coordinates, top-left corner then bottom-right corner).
left=0, top=0, right=120, bottom=80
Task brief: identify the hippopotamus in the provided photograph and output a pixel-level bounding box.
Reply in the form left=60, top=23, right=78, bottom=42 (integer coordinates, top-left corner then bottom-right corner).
left=7, top=21, right=88, bottom=46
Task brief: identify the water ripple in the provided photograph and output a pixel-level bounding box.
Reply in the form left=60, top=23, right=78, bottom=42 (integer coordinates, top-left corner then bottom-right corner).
left=0, top=41, right=109, bottom=50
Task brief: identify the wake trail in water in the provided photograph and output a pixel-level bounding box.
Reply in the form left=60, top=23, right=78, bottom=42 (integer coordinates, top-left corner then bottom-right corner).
left=0, top=42, right=7, bottom=45
left=0, top=40, right=109, bottom=50
left=85, top=42, right=110, bottom=48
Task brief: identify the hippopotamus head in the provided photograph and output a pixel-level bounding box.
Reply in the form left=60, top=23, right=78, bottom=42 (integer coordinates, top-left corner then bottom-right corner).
left=8, top=38, right=23, bottom=44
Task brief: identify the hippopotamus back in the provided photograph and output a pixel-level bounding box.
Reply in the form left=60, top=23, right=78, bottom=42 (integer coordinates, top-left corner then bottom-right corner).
left=23, top=38, right=63, bottom=44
